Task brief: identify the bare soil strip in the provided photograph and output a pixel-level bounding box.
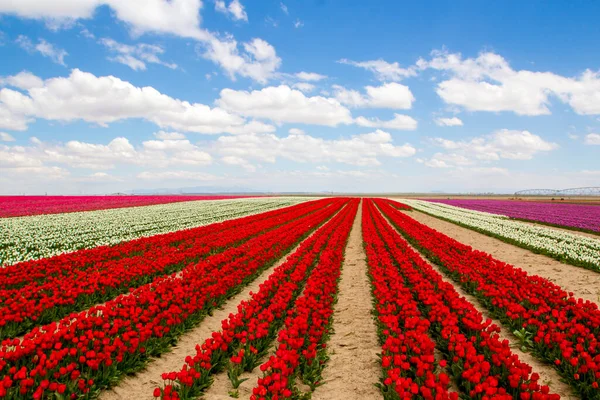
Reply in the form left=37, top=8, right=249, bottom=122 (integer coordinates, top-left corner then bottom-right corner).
left=99, top=208, right=342, bottom=400
left=312, top=201, right=381, bottom=400
left=402, top=209, right=600, bottom=306
left=99, top=267, right=278, bottom=400
left=378, top=208, right=579, bottom=399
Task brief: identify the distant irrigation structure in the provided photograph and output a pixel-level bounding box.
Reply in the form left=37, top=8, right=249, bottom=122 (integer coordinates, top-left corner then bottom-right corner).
left=515, top=187, right=600, bottom=196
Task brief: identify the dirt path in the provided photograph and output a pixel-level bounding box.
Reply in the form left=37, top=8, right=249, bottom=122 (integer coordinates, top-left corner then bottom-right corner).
left=312, top=201, right=381, bottom=400
left=401, top=209, right=600, bottom=306
left=378, top=208, right=579, bottom=399
left=99, top=214, right=339, bottom=400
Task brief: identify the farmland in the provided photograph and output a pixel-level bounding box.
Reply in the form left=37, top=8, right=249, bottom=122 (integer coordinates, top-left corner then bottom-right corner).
left=1, top=195, right=600, bottom=400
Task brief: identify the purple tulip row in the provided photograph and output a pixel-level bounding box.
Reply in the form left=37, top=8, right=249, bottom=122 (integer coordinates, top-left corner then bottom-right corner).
left=426, top=199, right=600, bottom=233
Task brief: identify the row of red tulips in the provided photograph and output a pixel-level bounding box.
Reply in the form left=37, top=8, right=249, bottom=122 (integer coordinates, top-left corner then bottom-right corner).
left=0, top=200, right=331, bottom=340
left=250, top=199, right=359, bottom=400
left=0, top=199, right=322, bottom=291
left=0, top=199, right=347, bottom=399
left=378, top=198, right=600, bottom=399
left=365, top=199, right=559, bottom=399
left=155, top=199, right=357, bottom=400
left=362, top=199, right=456, bottom=399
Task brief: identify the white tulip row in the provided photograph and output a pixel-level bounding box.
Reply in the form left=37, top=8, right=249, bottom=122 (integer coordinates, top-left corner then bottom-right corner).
left=400, top=199, right=600, bottom=270
left=0, top=197, right=315, bottom=266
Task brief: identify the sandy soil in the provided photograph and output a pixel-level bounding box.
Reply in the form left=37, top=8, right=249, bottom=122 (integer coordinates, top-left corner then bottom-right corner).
left=378, top=210, right=579, bottom=399
left=312, top=201, right=381, bottom=400
left=402, top=210, right=600, bottom=306
left=99, top=212, right=339, bottom=400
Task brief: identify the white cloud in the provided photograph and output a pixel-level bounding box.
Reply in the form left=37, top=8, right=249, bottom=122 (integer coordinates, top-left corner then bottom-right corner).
left=221, top=155, right=256, bottom=171
left=435, top=117, right=463, bottom=127
left=0, top=132, right=15, bottom=141
left=1, top=1, right=285, bottom=84
left=217, top=85, right=353, bottom=126
left=338, top=58, right=417, bottom=81
left=295, top=72, right=326, bottom=81
left=16, top=35, right=68, bottom=66
left=215, top=0, right=248, bottom=22
left=584, top=133, right=600, bottom=145
left=333, top=82, right=415, bottom=109
left=0, top=135, right=212, bottom=173
left=154, top=131, right=186, bottom=140
left=199, top=36, right=281, bottom=84
left=420, top=50, right=600, bottom=116
left=80, top=28, right=95, bottom=39
left=280, top=2, right=289, bottom=15
left=567, top=133, right=579, bottom=140
left=79, top=172, right=123, bottom=182
left=423, top=129, right=558, bottom=168
left=292, top=82, right=315, bottom=93
left=0, top=69, right=274, bottom=134
left=288, top=128, right=305, bottom=135
left=100, top=38, right=177, bottom=70
left=137, top=170, right=217, bottom=181
left=294, top=19, right=303, bottom=28
left=215, top=129, right=416, bottom=167
left=355, top=114, right=417, bottom=130
left=0, top=0, right=208, bottom=40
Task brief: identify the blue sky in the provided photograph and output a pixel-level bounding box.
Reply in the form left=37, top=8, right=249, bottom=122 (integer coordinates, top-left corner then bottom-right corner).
left=0, top=0, right=599, bottom=194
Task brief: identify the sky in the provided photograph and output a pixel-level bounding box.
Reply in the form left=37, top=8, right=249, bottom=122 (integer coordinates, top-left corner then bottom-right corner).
left=0, top=0, right=599, bottom=194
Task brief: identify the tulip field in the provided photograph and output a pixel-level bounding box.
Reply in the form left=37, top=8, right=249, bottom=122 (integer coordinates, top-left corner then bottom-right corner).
left=1, top=196, right=600, bottom=399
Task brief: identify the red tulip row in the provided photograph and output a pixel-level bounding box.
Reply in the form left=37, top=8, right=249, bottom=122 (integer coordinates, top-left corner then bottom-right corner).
left=0, top=199, right=324, bottom=291
left=251, top=199, right=359, bottom=400
left=3, top=204, right=326, bottom=335
left=155, top=199, right=358, bottom=400
left=365, top=199, right=559, bottom=400
left=362, top=199, right=457, bottom=400
left=0, top=199, right=348, bottom=399
left=0, top=200, right=331, bottom=340
left=378, top=197, right=600, bottom=399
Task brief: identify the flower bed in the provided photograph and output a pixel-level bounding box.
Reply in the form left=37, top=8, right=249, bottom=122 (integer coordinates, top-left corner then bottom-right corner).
left=0, top=197, right=312, bottom=265
left=0, top=200, right=331, bottom=339
left=0, top=199, right=345, bottom=399
left=401, top=199, right=600, bottom=271
left=380, top=198, right=600, bottom=399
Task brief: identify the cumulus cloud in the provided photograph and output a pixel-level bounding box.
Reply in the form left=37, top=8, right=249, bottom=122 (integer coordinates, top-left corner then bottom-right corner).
left=354, top=114, right=418, bottom=130
left=420, top=50, right=600, bottom=116
left=199, top=36, right=281, bottom=84
left=0, top=132, right=15, bottom=142
left=1, top=1, right=284, bottom=84
left=435, top=117, right=463, bottom=126
left=217, top=85, right=353, bottom=126
left=153, top=131, right=186, bottom=140
left=332, top=82, right=414, bottom=109
left=214, top=129, right=416, bottom=167
left=338, top=58, right=417, bottom=81
left=100, top=38, right=177, bottom=70
left=295, top=72, right=327, bottom=81
left=0, top=135, right=212, bottom=174
left=215, top=0, right=248, bottom=22
left=0, top=0, right=207, bottom=40
left=137, top=170, right=217, bottom=181
left=292, top=82, right=315, bottom=93
left=16, top=35, right=68, bottom=66
left=0, top=69, right=274, bottom=134
left=584, top=133, right=600, bottom=145
left=422, top=129, right=558, bottom=168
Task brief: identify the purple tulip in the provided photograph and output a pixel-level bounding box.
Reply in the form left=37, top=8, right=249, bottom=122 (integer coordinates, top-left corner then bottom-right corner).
left=425, top=199, right=600, bottom=233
